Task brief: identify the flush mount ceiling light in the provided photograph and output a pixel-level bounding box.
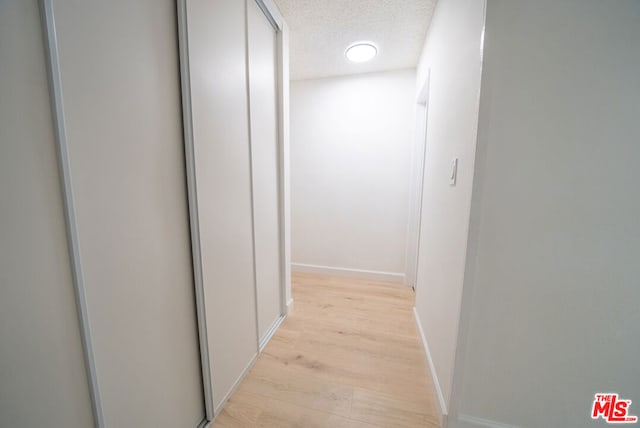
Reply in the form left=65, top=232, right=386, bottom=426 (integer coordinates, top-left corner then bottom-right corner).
left=345, top=42, right=378, bottom=63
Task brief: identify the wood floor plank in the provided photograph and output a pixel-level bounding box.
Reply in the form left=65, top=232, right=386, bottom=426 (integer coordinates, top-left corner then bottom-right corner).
left=211, top=272, right=440, bottom=427
left=350, top=387, right=440, bottom=428
left=238, top=364, right=354, bottom=416
left=218, top=390, right=382, bottom=428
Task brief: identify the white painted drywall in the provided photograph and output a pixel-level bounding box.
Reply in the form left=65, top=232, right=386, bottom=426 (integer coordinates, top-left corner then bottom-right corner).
left=412, top=0, right=485, bottom=417
left=248, top=0, right=283, bottom=342
left=0, top=2, right=94, bottom=426
left=290, top=69, right=416, bottom=279
left=53, top=1, right=204, bottom=426
left=185, top=0, right=259, bottom=411
left=454, top=1, right=640, bottom=427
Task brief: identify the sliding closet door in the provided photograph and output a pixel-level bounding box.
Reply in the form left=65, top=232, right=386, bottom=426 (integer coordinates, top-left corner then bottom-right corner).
left=50, top=1, right=204, bottom=426
left=185, top=0, right=259, bottom=410
left=0, top=2, right=94, bottom=426
left=247, top=0, right=284, bottom=344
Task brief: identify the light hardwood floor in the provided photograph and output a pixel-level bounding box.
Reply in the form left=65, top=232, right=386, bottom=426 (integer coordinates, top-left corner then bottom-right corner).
left=212, top=272, right=440, bottom=428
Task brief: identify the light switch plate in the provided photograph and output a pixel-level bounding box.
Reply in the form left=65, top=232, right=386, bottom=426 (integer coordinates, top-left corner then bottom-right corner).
left=449, top=158, right=458, bottom=186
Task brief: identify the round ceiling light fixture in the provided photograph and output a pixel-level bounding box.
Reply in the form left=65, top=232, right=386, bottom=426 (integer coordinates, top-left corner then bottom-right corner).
left=345, top=42, right=378, bottom=63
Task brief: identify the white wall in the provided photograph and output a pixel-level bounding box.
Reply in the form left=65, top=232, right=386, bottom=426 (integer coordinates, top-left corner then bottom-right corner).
left=291, top=69, right=416, bottom=280
left=454, top=1, right=640, bottom=427
left=412, top=0, right=485, bottom=420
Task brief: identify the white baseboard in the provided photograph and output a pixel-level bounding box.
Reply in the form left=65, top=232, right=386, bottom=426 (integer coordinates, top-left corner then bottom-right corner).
left=457, top=414, right=521, bottom=428
left=291, top=262, right=405, bottom=283
left=286, top=298, right=294, bottom=314
left=413, top=307, right=448, bottom=427
left=259, top=314, right=286, bottom=351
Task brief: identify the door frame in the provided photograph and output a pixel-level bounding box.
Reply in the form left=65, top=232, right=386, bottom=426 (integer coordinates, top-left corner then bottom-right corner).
left=405, top=70, right=431, bottom=290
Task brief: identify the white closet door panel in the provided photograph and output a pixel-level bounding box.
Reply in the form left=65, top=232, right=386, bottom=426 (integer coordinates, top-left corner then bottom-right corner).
left=248, top=0, right=283, bottom=341
left=0, top=2, right=94, bottom=427
left=186, top=0, right=259, bottom=410
left=52, top=1, right=204, bottom=426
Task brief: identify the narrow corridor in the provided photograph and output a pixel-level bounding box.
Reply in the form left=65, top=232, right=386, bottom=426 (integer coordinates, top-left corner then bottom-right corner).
left=214, top=273, right=440, bottom=427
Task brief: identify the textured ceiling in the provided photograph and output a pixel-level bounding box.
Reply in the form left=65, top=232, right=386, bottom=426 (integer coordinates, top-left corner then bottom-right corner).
left=273, top=0, right=437, bottom=80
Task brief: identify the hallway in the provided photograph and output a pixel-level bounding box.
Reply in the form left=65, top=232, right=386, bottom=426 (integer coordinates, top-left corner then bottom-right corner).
left=213, top=273, right=440, bottom=427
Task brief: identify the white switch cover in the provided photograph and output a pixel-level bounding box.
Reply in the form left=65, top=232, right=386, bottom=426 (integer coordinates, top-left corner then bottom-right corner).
left=449, top=158, right=458, bottom=186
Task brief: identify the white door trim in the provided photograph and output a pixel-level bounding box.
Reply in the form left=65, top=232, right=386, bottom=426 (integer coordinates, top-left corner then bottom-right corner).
left=404, top=70, right=431, bottom=288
